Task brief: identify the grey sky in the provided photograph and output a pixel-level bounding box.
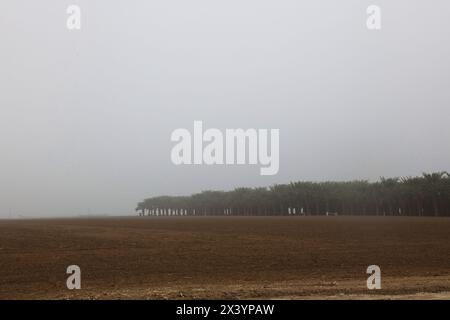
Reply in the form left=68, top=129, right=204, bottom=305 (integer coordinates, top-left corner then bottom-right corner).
left=1, top=1, right=449, bottom=217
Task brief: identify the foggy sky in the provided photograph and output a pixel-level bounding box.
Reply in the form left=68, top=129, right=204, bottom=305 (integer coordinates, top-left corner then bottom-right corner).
left=1, top=1, right=449, bottom=217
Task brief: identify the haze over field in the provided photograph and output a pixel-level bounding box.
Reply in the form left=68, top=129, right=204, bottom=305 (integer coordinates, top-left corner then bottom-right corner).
left=1, top=1, right=450, bottom=217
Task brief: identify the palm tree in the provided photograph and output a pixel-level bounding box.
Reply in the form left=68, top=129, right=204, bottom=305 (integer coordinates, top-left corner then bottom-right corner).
left=137, top=172, right=450, bottom=217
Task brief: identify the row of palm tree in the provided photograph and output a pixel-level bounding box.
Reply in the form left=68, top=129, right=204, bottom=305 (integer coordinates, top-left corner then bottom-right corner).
left=136, top=172, right=450, bottom=217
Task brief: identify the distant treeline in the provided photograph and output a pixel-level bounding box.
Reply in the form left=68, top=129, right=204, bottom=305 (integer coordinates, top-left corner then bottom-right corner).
left=136, top=172, right=450, bottom=217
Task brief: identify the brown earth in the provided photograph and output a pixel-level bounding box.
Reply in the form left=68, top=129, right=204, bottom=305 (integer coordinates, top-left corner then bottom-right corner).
left=0, top=216, right=449, bottom=300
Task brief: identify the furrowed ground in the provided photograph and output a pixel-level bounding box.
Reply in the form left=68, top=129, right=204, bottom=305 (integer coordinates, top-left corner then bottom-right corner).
left=0, top=216, right=450, bottom=299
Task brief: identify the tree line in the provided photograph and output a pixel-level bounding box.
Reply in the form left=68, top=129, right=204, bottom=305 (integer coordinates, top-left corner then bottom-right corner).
left=136, top=172, right=450, bottom=217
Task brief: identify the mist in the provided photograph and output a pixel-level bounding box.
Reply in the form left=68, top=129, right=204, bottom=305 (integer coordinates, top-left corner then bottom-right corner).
left=1, top=0, right=449, bottom=217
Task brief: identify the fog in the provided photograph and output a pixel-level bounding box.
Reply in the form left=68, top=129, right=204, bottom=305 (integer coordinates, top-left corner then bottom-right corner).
left=1, top=0, right=449, bottom=217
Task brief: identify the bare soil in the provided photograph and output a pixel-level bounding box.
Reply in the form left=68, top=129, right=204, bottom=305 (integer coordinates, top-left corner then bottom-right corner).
left=0, top=216, right=449, bottom=300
